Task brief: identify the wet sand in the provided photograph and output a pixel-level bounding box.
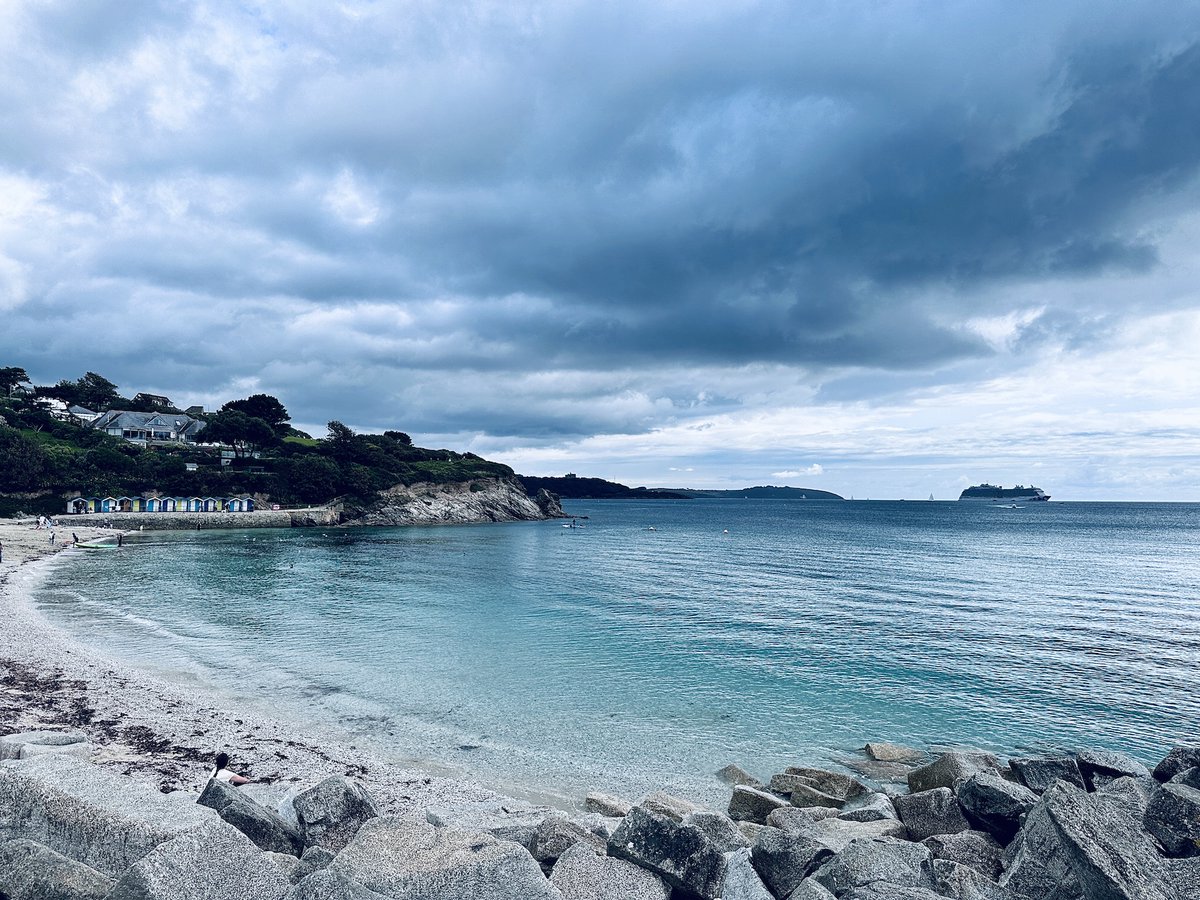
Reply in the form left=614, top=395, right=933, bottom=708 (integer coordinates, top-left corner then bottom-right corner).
left=0, top=517, right=552, bottom=820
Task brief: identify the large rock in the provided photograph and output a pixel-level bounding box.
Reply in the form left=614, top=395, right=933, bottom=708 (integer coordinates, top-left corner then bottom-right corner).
left=286, top=869, right=383, bottom=900
left=1075, top=749, right=1152, bottom=791
left=106, top=820, right=291, bottom=900
left=1170, top=857, right=1200, bottom=900
left=424, top=798, right=546, bottom=850
left=807, top=817, right=908, bottom=852
left=729, top=785, right=790, bottom=823
left=608, top=806, right=727, bottom=899
left=1043, top=778, right=1177, bottom=900
left=780, top=768, right=870, bottom=801
left=790, top=784, right=849, bottom=810
left=683, top=810, right=751, bottom=852
left=242, top=783, right=305, bottom=833
left=749, top=826, right=833, bottom=898
left=716, top=764, right=765, bottom=790
left=1009, top=755, right=1086, bottom=793
left=292, top=846, right=337, bottom=885
left=1145, top=781, right=1200, bottom=858
left=531, top=814, right=606, bottom=865
left=810, top=837, right=933, bottom=896
left=0, top=838, right=114, bottom=900
left=330, top=816, right=558, bottom=899
left=864, top=743, right=925, bottom=764
left=199, top=778, right=304, bottom=856
left=789, top=880, right=838, bottom=899
left=999, top=784, right=1084, bottom=900
left=921, top=831, right=1004, bottom=880
left=839, top=793, right=898, bottom=823
left=928, top=858, right=1015, bottom=900
left=1155, top=748, right=1200, bottom=783
left=639, top=791, right=702, bottom=822
left=766, top=806, right=840, bottom=833
left=293, top=776, right=379, bottom=854
left=841, top=887, right=943, bottom=900
left=0, top=755, right=215, bottom=878
left=0, top=731, right=88, bottom=761
left=584, top=793, right=631, bottom=818
left=892, top=788, right=969, bottom=842
left=906, top=753, right=998, bottom=794
left=718, top=847, right=774, bottom=900
left=550, top=841, right=669, bottom=900
left=1097, top=774, right=1156, bottom=815
left=955, top=772, right=1039, bottom=844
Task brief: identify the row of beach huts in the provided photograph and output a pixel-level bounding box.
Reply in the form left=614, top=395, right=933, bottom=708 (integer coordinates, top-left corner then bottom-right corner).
left=66, top=496, right=256, bottom=514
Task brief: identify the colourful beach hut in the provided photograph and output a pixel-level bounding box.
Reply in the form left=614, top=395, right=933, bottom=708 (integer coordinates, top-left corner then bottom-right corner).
left=145, top=498, right=160, bottom=512
left=186, top=497, right=204, bottom=512
left=161, top=497, right=179, bottom=512
left=203, top=497, right=219, bottom=512
left=100, top=497, right=118, bottom=513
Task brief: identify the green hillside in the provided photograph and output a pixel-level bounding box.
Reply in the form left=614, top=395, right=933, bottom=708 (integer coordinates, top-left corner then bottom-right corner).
left=0, top=367, right=513, bottom=517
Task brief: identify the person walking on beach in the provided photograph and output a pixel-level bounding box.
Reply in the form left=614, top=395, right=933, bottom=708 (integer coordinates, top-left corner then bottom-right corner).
left=210, top=752, right=251, bottom=786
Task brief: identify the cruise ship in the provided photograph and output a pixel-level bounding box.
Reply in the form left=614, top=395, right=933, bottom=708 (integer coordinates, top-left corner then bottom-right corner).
left=958, top=483, right=1050, bottom=502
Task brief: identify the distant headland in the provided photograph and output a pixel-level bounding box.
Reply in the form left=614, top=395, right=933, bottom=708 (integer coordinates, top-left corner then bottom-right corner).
left=519, top=474, right=844, bottom=501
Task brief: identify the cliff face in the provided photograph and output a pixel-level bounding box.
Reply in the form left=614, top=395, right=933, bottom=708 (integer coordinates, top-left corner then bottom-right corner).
left=345, top=477, right=564, bottom=526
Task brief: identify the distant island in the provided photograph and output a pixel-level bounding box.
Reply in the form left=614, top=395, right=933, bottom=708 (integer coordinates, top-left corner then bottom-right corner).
left=671, top=485, right=845, bottom=500
left=518, top=474, right=844, bottom=501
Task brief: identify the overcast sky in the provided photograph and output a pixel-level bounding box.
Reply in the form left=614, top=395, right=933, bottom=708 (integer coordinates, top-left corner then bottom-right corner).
left=3, top=1, right=1199, bottom=499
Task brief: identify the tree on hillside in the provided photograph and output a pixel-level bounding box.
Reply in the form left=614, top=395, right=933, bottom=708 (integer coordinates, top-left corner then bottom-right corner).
left=0, top=366, right=30, bottom=397
left=43, top=372, right=122, bottom=410
left=0, top=427, right=48, bottom=491
left=285, top=455, right=342, bottom=504
left=324, top=420, right=357, bottom=462
left=221, top=394, right=290, bottom=434
left=202, top=410, right=276, bottom=458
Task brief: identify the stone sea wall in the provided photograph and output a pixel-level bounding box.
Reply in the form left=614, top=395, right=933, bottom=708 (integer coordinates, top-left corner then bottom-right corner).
left=58, top=505, right=341, bottom=531
left=1, top=729, right=1196, bottom=899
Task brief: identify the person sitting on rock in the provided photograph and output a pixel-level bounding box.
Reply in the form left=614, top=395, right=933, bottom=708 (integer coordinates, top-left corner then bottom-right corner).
left=210, top=751, right=251, bottom=786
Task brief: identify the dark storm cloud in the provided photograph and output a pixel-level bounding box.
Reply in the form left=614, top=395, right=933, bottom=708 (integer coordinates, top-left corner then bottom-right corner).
left=2, top=0, right=1199, bottom=441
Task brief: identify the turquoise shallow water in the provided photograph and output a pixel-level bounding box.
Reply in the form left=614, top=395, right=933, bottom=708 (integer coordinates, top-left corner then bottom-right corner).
left=31, top=500, right=1200, bottom=804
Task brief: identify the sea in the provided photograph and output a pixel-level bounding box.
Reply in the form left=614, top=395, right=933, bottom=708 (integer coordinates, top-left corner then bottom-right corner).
left=30, top=499, right=1200, bottom=805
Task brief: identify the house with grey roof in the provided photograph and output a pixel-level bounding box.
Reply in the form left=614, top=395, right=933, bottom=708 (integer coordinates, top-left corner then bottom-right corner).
left=90, top=410, right=207, bottom=445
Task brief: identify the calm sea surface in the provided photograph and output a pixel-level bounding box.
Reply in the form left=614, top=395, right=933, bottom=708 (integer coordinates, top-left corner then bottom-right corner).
left=32, top=500, right=1200, bottom=804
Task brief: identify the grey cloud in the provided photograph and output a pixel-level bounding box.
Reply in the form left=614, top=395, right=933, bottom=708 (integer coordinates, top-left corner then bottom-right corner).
left=2, top=0, right=1200, bottom=448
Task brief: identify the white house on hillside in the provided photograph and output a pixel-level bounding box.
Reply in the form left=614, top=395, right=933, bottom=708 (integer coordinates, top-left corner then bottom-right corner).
left=91, top=410, right=207, bottom=445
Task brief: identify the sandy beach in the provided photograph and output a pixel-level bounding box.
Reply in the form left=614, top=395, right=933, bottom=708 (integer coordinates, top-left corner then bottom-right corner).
left=0, top=517, right=551, bottom=822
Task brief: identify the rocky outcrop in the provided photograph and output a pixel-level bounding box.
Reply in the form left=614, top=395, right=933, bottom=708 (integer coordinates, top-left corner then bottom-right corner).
left=0, top=838, right=114, bottom=900
left=199, top=777, right=304, bottom=856
left=329, top=816, right=560, bottom=899
left=0, top=754, right=215, bottom=878
left=894, top=787, right=970, bottom=841
left=608, top=806, right=728, bottom=899
left=347, top=477, right=564, bottom=526
left=293, top=776, right=379, bottom=854
left=6, top=740, right=1198, bottom=900
left=550, top=841, right=670, bottom=900
left=106, top=820, right=292, bottom=900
